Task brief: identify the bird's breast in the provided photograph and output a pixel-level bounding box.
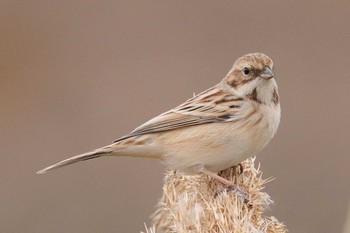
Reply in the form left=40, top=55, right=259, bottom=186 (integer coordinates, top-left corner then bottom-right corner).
left=158, top=116, right=275, bottom=174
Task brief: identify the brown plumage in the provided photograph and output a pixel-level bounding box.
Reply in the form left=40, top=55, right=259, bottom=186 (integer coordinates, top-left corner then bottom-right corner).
left=37, top=53, right=280, bottom=200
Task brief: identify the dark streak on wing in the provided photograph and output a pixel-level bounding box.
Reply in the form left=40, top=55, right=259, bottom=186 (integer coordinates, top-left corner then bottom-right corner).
left=113, top=86, right=244, bottom=143
left=113, top=114, right=232, bottom=143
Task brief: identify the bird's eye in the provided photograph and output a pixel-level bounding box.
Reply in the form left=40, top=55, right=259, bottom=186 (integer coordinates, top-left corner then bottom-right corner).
left=242, top=67, right=250, bottom=76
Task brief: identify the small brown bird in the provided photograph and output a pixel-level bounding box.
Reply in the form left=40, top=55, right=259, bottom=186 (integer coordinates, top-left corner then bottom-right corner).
left=37, top=53, right=280, bottom=199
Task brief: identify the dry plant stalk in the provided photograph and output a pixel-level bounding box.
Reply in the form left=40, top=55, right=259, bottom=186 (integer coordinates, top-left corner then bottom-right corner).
left=142, top=158, right=287, bottom=233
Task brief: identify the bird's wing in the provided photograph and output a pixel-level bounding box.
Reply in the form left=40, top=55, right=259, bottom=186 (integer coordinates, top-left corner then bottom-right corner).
left=114, top=85, right=244, bottom=143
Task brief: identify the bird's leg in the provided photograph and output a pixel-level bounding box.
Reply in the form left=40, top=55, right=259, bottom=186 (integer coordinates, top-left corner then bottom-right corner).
left=193, top=165, right=248, bottom=203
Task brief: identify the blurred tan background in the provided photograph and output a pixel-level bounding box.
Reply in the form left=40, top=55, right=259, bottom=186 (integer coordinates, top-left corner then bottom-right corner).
left=1, top=1, right=350, bottom=233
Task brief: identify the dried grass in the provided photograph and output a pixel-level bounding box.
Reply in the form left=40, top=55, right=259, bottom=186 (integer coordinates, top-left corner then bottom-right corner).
left=142, top=158, right=287, bottom=233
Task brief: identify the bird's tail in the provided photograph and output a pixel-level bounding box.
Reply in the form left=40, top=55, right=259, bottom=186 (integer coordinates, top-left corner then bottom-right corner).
left=36, top=146, right=113, bottom=174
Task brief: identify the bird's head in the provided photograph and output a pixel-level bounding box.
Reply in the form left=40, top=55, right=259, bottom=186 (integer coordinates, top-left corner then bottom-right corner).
left=223, top=53, right=278, bottom=105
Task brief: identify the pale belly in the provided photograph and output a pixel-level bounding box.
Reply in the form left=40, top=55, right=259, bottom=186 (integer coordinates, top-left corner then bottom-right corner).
left=158, top=122, right=273, bottom=174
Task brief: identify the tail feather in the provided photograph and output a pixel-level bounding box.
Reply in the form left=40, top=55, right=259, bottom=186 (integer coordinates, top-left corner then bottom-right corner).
left=37, top=148, right=112, bottom=174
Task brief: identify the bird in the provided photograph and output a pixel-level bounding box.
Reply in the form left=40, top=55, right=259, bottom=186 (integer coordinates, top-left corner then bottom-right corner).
left=37, top=53, right=280, bottom=200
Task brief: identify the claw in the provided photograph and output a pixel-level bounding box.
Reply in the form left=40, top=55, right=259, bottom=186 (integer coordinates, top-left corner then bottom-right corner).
left=214, top=184, right=249, bottom=203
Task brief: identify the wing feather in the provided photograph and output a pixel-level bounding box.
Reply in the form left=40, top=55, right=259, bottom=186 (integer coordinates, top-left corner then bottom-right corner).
left=114, top=85, right=244, bottom=143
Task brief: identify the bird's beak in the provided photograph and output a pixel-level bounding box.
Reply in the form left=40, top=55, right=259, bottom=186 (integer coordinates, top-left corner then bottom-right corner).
left=259, top=67, right=274, bottom=79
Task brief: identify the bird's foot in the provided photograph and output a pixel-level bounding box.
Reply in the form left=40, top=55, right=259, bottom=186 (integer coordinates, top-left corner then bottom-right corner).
left=193, top=164, right=248, bottom=203
left=215, top=184, right=249, bottom=203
